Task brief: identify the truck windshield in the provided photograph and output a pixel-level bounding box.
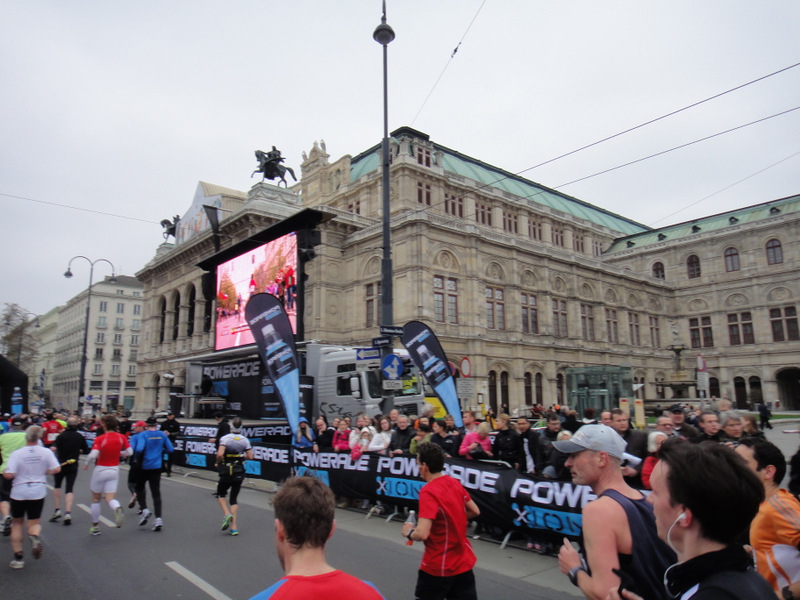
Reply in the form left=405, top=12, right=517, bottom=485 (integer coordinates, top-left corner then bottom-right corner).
left=364, top=368, right=423, bottom=399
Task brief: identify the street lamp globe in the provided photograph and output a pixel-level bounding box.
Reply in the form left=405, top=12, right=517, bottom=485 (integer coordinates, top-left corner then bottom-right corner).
left=373, top=21, right=395, bottom=46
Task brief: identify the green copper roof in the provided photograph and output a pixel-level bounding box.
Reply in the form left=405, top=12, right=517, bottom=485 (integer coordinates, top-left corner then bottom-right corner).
left=349, top=128, right=648, bottom=236
left=605, top=193, right=800, bottom=253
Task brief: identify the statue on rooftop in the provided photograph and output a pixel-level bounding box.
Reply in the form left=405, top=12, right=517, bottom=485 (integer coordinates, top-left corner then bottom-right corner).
left=252, top=146, right=297, bottom=188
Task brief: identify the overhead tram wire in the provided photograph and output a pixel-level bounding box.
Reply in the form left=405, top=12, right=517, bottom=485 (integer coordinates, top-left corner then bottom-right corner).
left=0, top=192, right=234, bottom=241
left=514, top=60, right=800, bottom=178
left=647, top=148, right=800, bottom=227
left=552, top=105, right=800, bottom=190
left=391, top=102, right=800, bottom=228
left=393, top=59, right=800, bottom=224
left=409, top=0, right=487, bottom=127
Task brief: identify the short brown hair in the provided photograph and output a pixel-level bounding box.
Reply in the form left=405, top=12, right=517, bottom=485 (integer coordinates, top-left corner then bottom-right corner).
left=101, top=414, right=119, bottom=432
left=272, top=476, right=335, bottom=549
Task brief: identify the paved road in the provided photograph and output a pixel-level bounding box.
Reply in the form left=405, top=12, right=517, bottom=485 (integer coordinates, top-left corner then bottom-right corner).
left=4, top=463, right=579, bottom=600
left=12, top=417, right=794, bottom=598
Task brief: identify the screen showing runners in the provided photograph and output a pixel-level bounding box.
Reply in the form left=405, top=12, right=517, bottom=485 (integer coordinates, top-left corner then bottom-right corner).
left=214, top=232, right=298, bottom=350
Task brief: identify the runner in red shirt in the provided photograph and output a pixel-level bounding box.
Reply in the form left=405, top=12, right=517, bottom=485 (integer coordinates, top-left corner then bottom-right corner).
left=41, top=414, right=64, bottom=448
left=402, top=442, right=480, bottom=600
left=82, top=414, right=132, bottom=535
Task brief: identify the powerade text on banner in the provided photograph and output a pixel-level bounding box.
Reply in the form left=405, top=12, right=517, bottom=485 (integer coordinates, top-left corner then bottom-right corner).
left=245, top=293, right=300, bottom=435
left=401, top=321, right=462, bottom=428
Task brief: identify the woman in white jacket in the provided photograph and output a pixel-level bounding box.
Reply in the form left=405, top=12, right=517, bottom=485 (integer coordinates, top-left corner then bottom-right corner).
left=368, top=416, right=392, bottom=454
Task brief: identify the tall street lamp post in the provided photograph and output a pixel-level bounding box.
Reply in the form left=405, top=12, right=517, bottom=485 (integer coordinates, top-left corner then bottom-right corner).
left=374, top=0, right=395, bottom=330
left=64, top=256, right=116, bottom=411
left=374, top=1, right=396, bottom=414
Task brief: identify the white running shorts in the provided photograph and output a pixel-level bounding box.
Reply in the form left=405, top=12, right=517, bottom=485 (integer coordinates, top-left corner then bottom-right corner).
left=90, top=465, right=120, bottom=495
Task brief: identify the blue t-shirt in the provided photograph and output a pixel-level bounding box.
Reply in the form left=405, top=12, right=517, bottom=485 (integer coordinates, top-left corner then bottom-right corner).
left=131, top=429, right=173, bottom=470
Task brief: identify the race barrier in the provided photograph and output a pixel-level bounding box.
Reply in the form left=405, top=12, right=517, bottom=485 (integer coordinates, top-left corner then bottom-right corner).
left=76, top=425, right=593, bottom=539
left=171, top=432, right=594, bottom=540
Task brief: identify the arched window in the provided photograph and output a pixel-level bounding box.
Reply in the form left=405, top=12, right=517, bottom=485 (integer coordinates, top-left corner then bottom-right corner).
left=535, top=373, right=543, bottom=405
left=187, top=286, right=196, bottom=338
left=652, top=261, right=665, bottom=279
left=488, top=370, right=497, bottom=415
left=766, top=239, right=783, bottom=265
left=500, top=371, right=509, bottom=413
left=524, top=373, right=533, bottom=406
left=687, top=255, right=701, bottom=279
left=749, top=376, right=762, bottom=407
left=172, top=292, right=181, bottom=340
left=734, top=377, right=747, bottom=409
left=709, top=377, right=720, bottom=399
left=556, top=373, right=564, bottom=406
left=159, top=298, right=167, bottom=344
left=724, top=247, right=740, bottom=272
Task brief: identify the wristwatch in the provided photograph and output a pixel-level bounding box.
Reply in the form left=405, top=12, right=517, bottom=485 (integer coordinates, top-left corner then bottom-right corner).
left=406, top=529, right=415, bottom=541
left=782, top=586, right=796, bottom=600
left=568, top=565, right=587, bottom=586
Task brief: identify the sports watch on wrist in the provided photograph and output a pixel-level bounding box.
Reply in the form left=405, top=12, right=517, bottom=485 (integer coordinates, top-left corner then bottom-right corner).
left=782, top=586, right=796, bottom=600
left=568, top=565, right=587, bottom=586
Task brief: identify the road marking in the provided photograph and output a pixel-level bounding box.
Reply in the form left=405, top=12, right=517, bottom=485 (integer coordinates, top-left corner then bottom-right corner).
left=76, top=503, right=115, bottom=528
left=166, top=561, right=233, bottom=600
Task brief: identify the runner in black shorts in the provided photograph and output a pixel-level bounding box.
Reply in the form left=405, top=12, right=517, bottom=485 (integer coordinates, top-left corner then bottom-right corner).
left=50, top=416, right=88, bottom=525
left=215, top=418, right=253, bottom=536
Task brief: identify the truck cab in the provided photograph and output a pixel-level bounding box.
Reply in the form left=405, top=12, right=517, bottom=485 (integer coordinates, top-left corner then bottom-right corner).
left=303, top=343, right=424, bottom=420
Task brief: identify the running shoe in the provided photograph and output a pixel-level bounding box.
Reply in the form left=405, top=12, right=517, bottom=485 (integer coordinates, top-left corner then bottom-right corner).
left=229, top=529, right=239, bottom=536
left=89, top=526, right=101, bottom=536
left=10, top=558, right=24, bottom=569
left=30, top=535, right=43, bottom=559
left=63, top=513, right=72, bottom=526
left=114, top=506, right=125, bottom=528
left=221, top=513, right=233, bottom=531
left=49, top=509, right=62, bottom=522
left=2, top=515, right=11, bottom=537
left=128, top=495, right=137, bottom=509
left=138, top=508, right=151, bottom=527
left=152, top=517, right=163, bottom=532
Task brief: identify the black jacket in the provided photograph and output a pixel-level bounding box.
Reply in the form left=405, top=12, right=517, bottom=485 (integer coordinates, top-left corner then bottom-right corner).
left=389, top=426, right=416, bottom=453
left=534, top=428, right=560, bottom=473
left=492, top=429, right=522, bottom=467
left=664, top=545, right=773, bottom=599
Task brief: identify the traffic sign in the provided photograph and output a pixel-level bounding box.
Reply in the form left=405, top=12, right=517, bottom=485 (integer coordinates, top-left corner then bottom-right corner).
left=356, top=348, right=382, bottom=360
left=457, top=378, right=475, bottom=398
left=380, top=325, right=404, bottom=336
left=372, top=336, right=392, bottom=347
left=381, top=354, right=403, bottom=380
left=460, top=357, right=471, bottom=377
left=383, top=379, right=403, bottom=390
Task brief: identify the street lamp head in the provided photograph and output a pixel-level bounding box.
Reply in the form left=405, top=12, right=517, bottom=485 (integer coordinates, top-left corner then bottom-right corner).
left=64, top=267, right=73, bottom=279
left=373, top=21, right=395, bottom=46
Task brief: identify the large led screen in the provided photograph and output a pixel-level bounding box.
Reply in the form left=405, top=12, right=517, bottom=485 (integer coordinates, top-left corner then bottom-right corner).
left=215, top=232, right=298, bottom=350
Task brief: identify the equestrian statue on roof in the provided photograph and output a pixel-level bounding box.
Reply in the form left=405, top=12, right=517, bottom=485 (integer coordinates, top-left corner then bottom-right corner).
left=252, top=146, right=297, bottom=188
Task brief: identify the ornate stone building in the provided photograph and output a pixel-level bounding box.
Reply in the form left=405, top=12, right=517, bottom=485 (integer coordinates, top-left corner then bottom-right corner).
left=134, top=128, right=799, bottom=417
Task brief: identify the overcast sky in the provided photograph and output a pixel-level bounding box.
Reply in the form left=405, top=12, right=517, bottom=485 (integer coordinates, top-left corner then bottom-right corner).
left=2, top=1, right=799, bottom=318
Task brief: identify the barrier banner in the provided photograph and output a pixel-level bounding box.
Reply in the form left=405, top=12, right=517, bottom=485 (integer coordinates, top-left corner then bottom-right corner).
left=171, top=439, right=591, bottom=539
left=401, top=321, right=463, bottom=428
left=245, top=293, right=301, bottom=435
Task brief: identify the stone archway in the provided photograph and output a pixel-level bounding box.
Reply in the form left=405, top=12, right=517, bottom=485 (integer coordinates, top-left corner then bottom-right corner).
left=776, top=368, right=800, bottom=410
